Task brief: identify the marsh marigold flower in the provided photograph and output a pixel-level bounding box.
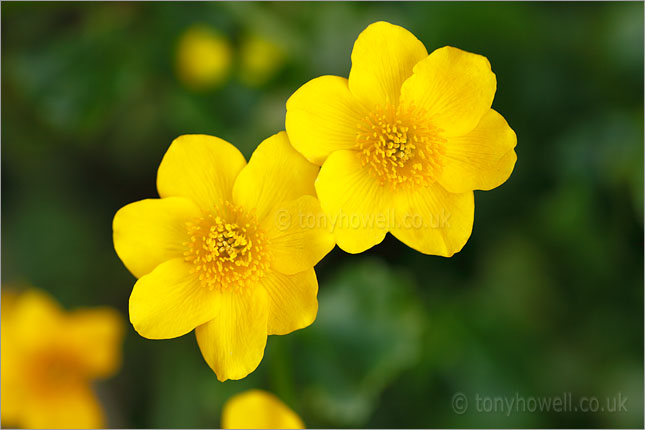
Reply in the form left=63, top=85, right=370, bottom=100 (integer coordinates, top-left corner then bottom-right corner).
left=1, top=289, right=124, bottom=429
left=286, top=21, right=517, bottom=255
left=222, top=389, right=304, bottom=429
left=113, top=132, right=333, bottom=381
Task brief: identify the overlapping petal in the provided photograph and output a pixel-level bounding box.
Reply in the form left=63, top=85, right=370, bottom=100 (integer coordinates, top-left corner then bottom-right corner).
left=195, top=287, right=268, bottom=382
left=157, top=134, right=247, bottom=210
left=286, top=76, right=366, bottom=165
left=233, top=131, right=319, bottom=221
left=260, top=269, right=318, bottom=336
left=129, top=258, right=219, bottom=340
left=263, top=195, right=334, bottom=275
left=400, top=46, right=496, bottom=137
left=439, top=109, right=517, bottom=193
left=391, top=183, right=474, bottom=256
left=315, top=150, right=393, bottom=253
left=348, top=21, right=428, bottom=108
left=113, top=197, right=201, bottom=278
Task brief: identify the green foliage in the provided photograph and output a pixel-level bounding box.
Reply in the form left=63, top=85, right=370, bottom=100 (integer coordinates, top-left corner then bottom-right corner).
left=292, top=259, right=425, bottom=427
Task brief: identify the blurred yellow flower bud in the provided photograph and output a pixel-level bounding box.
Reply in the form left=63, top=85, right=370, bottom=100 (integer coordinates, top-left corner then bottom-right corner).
left=239, top=33, right=286, bottom=87
left=176, top=25, right=233, bottom=91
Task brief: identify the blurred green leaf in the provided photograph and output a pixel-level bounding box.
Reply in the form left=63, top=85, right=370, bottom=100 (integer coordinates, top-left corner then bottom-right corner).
left=292, top=258, right=425, bottom=427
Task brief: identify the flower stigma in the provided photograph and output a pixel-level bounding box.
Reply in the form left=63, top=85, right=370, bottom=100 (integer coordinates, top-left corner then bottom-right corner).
left=184, top=201, right=269, bottom=291
left=356, top=103, right=446, bottom=188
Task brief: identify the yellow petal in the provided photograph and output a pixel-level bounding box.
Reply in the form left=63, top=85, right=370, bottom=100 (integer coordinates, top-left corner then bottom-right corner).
left=1, top=292, right=21, bottom=427
left=1, top=348, right=21, bottom=427
left=67, top=308, right=125, bottom=379
left=113, top=197, right=201, bottom=279
left=400, top=46, right=496, bottom=137
left=0, top=375, right=21, bottom=428
left=195, top=287, right=268, bottom=381
left=262, top=195, right=334, bottom=275
left=10, top=289, right=63, bottom=348
left=439, top=109, right=517, bottom=193
left=129, top=258, right=219, bottom=340
left=315, top=150, right=392, bottom=253
left=261, top=269, right=318, bottom=336
left=391, top=183, right=474, bottom=256
left=22, top=385, right=104, bottom=429
left=157, top=134, right=247, bottom=211
left=348, top=21, right=428, bottom=109
left=286, top=75, right=365, bottom=165
left=222, top=389, right=304, bottom=429
left=233, top=132, right=319, bottom=221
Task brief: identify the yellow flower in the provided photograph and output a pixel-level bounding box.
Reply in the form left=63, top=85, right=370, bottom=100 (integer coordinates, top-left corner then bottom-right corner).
left=176, top=25, right=233, bottom=90
left=286, top=21, right=517, bottom=256
left=1, top=289, right=124, bottom=429
left=112, top=132, right=334, bottom=381
left=239, top=33, right=286, bottom=87
left=222, top=389, right=304, bottom=429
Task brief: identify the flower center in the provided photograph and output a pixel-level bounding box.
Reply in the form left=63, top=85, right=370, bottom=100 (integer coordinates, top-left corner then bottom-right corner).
left=27, top=349, right=84, bottom=393
left=184, top=202, right=269, bottom=291
left=355, top=103, right=446, bottom=188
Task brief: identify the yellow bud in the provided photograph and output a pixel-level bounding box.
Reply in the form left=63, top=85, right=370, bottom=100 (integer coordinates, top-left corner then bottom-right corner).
left=239, top=33, right=285, bottom=87
left=176, top=25, right=232, bottom=91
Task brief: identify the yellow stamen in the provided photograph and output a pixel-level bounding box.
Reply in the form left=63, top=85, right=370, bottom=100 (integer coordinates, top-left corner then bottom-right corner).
left=183, top=201, right=269, bottom=292
left=356, top=103, right=446, bottom=188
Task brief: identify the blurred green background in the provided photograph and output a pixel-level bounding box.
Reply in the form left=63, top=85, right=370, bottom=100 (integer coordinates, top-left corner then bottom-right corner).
left=2, top=2, right=643, bottom=428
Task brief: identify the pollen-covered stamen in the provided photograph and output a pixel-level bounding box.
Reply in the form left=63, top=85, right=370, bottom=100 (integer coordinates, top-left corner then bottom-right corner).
left=356, top=103, right=446, bottom=188
left=183, top=202, right=269, bottom=291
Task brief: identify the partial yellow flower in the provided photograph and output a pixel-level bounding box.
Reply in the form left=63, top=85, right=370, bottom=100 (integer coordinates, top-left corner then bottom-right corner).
left=239, top=33, right=286, bottom=87
left=112, top=132, right=334, bottom=381
left=286, top=21, right=517, bottom=256
left=222, top=389, right=304, bottom=429
left=176, top=24, right=233, bottom=90
left=1, top=288, right=124, bottom=429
